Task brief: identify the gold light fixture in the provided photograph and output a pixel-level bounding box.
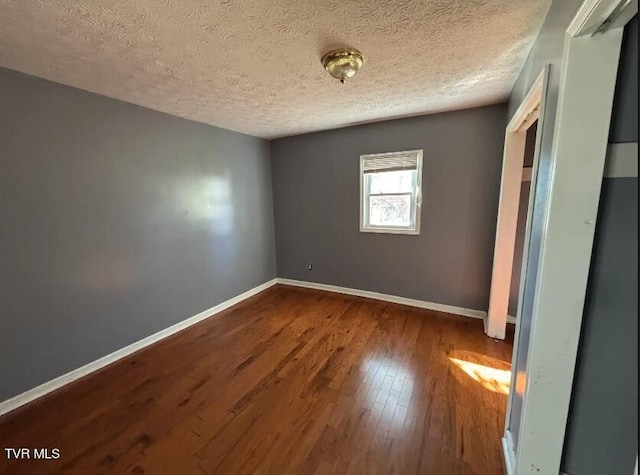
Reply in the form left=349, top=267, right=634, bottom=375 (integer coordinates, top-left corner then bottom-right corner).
left=321, top=48, right=364, bottom=84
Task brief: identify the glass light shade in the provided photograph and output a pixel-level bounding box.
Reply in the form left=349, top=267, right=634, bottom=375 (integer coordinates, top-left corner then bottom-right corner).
left=321, top=48, right=364, bottom=84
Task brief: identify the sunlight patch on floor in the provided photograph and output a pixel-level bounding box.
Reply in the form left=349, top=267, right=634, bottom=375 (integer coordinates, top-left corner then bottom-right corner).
left=449, top=357, right=511, bottom=395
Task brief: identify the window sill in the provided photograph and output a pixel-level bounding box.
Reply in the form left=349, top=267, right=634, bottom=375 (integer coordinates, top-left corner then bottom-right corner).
left=360, top=226, right=420, bottom=235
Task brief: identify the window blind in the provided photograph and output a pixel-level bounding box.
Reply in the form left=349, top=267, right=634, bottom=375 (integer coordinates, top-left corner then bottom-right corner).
left=362, top=151, right=420, bottom=173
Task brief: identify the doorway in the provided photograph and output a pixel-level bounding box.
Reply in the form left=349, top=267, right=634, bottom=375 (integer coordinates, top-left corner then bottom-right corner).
left=508, top=121, right=536, bottom=322
left=498, top=0, right=636, bottom=472
left=485, top=67, right=548, bottom=341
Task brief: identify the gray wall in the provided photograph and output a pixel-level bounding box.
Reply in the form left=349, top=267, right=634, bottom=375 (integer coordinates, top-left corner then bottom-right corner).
left=506, top=0, right=584, bottom=449
left=0, top=68, right=276, bottom=402
left=561, top=179, right=638, bottom=475
left=561, top=15, right=638, bottom=475
left=271, top=104, right=507, bottom=311
left=609, top=15, right=638, bottom=144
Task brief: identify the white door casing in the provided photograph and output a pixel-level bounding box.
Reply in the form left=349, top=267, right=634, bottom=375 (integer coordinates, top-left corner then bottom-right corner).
left=502, top=0, right=636, bottom=472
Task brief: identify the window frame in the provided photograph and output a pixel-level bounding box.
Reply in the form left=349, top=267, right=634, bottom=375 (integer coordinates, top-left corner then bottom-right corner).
left=359, top=149, right=423, bottom=235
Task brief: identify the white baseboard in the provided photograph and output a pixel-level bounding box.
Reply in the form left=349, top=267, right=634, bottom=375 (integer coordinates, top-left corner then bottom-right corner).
left=502, top=430, right=516, bottom=475
left=277, top=278, right=488, bottom=321
left=0, top=277, right=510, bottom=417
left=484, top=313, right=517, bottom=330
left=0, top=278, right=278, bottom=418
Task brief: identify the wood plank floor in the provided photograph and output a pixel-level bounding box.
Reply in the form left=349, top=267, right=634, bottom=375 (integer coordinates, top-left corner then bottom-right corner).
left=0, top=285, right=513, bottom=474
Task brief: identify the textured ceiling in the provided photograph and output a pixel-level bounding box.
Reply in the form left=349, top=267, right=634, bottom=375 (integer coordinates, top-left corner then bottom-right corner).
left=0, top=0, right=551, bottom=138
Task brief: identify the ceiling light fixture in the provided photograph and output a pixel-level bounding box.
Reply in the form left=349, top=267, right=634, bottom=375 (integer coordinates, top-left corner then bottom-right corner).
left=321, top=48, right=364, bottom=84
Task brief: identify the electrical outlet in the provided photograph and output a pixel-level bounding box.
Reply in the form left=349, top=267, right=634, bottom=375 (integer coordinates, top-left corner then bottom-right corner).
left=308, top=263, right=313, bottom=271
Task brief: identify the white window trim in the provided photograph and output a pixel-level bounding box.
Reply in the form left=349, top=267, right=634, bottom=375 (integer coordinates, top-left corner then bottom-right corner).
left=359, top=149, right=423, bottom=235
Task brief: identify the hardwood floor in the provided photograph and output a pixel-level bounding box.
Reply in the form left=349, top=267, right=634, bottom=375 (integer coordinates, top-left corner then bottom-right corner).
left=0, top=285, right=513, bottom=474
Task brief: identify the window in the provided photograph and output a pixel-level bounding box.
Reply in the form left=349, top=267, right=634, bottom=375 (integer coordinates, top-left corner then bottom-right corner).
left=360, top=149, right=423, bottom=234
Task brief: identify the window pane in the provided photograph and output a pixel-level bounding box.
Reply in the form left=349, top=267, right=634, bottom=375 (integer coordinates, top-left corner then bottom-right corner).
left=369, top=194, right=412, bottom=227
left=368, top=170, right=414, bottom=194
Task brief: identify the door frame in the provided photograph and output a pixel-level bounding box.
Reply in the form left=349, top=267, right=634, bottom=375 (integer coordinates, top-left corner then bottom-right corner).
left=498, top=66, right=548, bottom=463
left=486, top=67, right=549, bottom=340
left=501, top=0, right=637, bottom=473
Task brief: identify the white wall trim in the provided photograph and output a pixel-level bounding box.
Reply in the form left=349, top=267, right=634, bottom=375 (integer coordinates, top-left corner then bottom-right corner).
left=512, top=14, right=625, bottom=474
left=567, top=0, right=616, bottom=36
left=487, top=66, right=549, bottom=340
left=605, top=142, right=638, bottom=177
left=0, top=278, right=278, bottom=418
left=507, top=70, right=546, bottom=134
left=277, top=278, right=489, bottom=321
left=608, top=0, right=638, bottom=30
left=484, top=314, right=518, bottom=333
left=502, top=430, right=516, bottom=475
left=501, top=67, right=550, bottom=440
left=567, top=0, right=637, bottom=37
